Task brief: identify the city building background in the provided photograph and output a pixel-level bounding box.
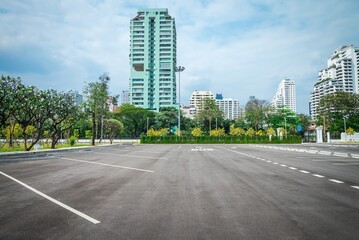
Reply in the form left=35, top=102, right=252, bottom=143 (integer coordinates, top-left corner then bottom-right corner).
left=129, top=8, right=177, bottom=111
left=271, top=78, right=297, bottom=112
left=310, top=45, right=359, bottom=118
left=189, top=90, right=214, bottom=111
left=120, top=90, right=129, bottom=105
left=215, top=97, right=241, bottom=120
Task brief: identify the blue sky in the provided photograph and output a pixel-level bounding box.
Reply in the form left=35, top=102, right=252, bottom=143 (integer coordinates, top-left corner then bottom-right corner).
left=1, top=0, right=359, bottom=114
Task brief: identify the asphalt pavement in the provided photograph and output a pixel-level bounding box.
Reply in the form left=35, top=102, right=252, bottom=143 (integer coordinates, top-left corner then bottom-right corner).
left=0, top=144, right=358, bottom=240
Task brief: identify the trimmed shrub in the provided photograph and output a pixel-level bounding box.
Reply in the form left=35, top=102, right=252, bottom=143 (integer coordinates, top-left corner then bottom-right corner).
left=140, top=135, right=302, bottom=144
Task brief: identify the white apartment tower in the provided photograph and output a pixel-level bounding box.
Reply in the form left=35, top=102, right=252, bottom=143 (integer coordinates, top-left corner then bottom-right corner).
left=216, top=98, right=240, bottom=120
left=271, top=78, right=296, bottom=112
left=189, top=90, right=214, bottom=111
left=310, top=45, right=359, bottom=119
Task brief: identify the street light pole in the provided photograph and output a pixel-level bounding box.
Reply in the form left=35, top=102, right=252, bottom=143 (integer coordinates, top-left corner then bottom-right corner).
left=344, top=116, right=347, bottom=142
left=175, top=66, right=185, bottom=136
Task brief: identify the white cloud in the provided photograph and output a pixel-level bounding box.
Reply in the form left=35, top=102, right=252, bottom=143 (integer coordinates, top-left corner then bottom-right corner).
left=1, top=0, right=359, bottom=113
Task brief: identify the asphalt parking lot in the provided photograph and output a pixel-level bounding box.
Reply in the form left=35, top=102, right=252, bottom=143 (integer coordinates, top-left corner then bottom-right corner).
left=1, top=144, right=359, bottom=240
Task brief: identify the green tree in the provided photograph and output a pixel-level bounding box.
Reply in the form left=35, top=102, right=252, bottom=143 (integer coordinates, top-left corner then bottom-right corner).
left=45, top=90, right=80, bottom=148
left=2, top=123, right=22, bottom=147
left=195, top=98, right=223, bottom=133
left=83, top=74, right=110, bottom=145
left=0, top=76, right=23, bottom=130
left=12, top=85, right=50, bottom=151
left=317, top=92, right=359, bottom=134
left=153, top=107, right=178, bottom=131
left=267, top=106, right=299, bottom=134
left=104, top=119, right=124, bottom=144
left=245, top=97, right=270, bottom=131
left=115, top=104, right=155, bottom=138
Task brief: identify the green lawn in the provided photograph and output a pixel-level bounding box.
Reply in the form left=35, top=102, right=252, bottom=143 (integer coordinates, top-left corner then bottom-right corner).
left=0, top=142, right=93, bottom=153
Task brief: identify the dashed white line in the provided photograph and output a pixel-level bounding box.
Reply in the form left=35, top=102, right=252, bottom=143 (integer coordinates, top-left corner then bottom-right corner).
left=333, top=153, right=349, bottom=157
left=280, top=164, right=287, bottom=167
left=273, top=162, right=279, bottom=165
left=312, top=174, right=325, bottom=178
left=351, top=186, right=359, bottom=190
left=266, top=160, right=272, bottom=163
left=329, top=179, right=344, bottom=184
left=0, top=171, right=100, bottom=224
left=299, top=170, right=310, bottom=174
left=288, top=167, right=298, bottom=170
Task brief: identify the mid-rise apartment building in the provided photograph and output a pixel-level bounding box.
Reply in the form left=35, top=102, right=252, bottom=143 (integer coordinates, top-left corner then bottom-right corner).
left=129, top=8, right=177, bottom=111
left=189, top=90, right=214, bottom=111
left=271, top=78, right=296, bottom=112
left=310, top=45, right=359, bottom=118
left=216, top=98, right=240, bottom=120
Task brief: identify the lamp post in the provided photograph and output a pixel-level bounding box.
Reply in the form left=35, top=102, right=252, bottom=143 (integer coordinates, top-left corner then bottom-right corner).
left=175, top=66, right=185, bottom=136
left=344, top=116, right=347, bottom=142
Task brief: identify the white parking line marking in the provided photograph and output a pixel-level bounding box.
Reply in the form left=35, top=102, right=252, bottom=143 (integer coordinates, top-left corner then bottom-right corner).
left=333, top=153, right=349, bottom=157
left=288, top=167, right=297, bottom=170
left=60, top=157, right=154, bottom=173
left=312, top=174, right=325, bottom=178
left=94, top=152, right=167, bottom=160
left=0, top=171, right=100, bottom=224
left=299, top=170, right=310, bottom=174
left=329, top=179, right=344, bottom=184
left=351, top=186, right=359, bottom=190
left=333, top=163, right=359, bottom=166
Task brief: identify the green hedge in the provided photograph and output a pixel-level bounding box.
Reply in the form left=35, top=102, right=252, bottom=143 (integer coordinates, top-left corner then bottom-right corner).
left=140, top=135, right=302, bottom=144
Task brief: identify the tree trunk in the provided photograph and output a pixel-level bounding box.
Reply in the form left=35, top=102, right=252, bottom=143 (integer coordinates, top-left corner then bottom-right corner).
left=91, top=112, right=96, bottom=146
left=51, top=132, right=58, bottom=149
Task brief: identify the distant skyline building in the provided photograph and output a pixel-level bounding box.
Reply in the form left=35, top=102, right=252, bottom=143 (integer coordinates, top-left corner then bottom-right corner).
left=271, top=78, right=296, bottom=112
left=74, top=91, right=83, bottom=106
left=107, top=96, right=117, bottom=112
left=181, top=105, right=196, bottom=119
left=216, top=97, right=240, bottom=120
left=129, top=8, right=177, bottom=111
left=310, top=45, right=359, bottom=119
left=121, top=90, right=129, bottom=105
left=189, top=90, right=214, bottom=111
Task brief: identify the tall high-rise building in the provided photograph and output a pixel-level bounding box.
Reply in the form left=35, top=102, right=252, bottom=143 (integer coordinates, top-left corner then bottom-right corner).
left=120, top=90, right=129, bottom=105
left=271, top=78, right=296, bottom=112
left=216, top=98, right=240, bottom=120
left=310, top=45, right=359, bottom=119
left=129, top=8, right=177, bottom=111
left=189, top=90, right=214, bottom=111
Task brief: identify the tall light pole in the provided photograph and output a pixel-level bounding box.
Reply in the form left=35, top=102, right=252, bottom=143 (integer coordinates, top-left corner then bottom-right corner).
left=175, top=66, right=185, bottom=136
left=344, top=116, right=347, bottom=142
